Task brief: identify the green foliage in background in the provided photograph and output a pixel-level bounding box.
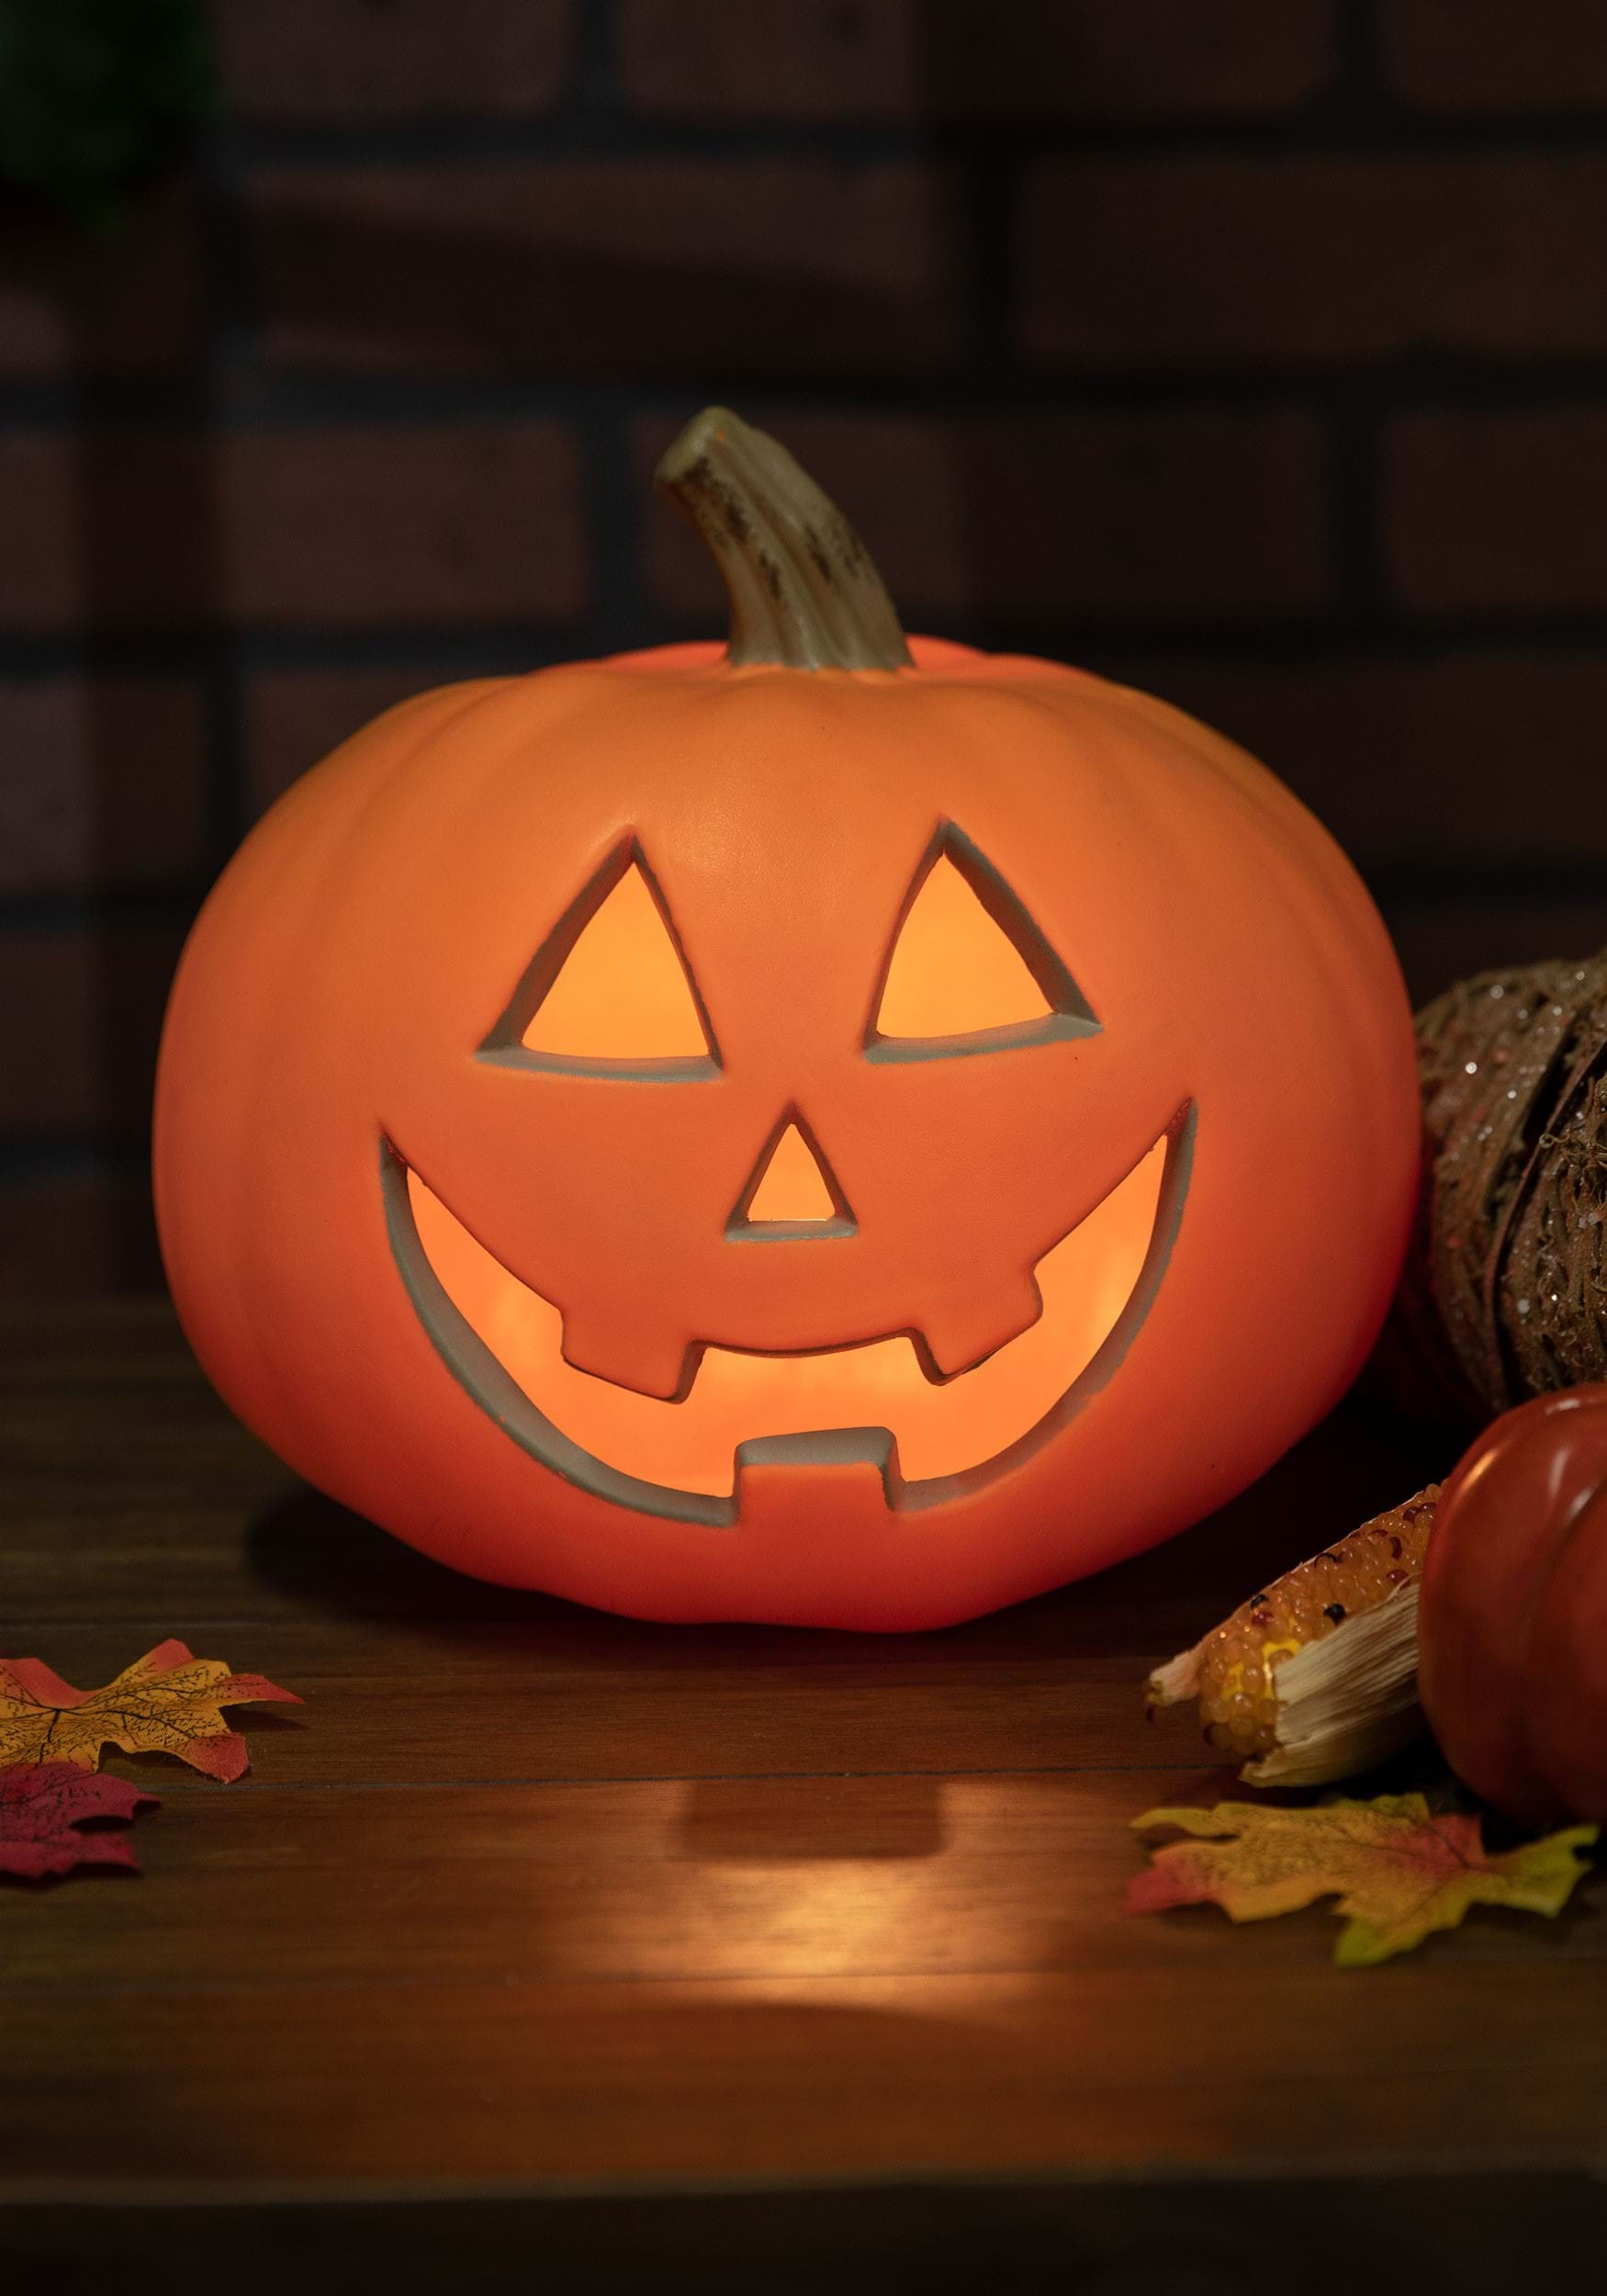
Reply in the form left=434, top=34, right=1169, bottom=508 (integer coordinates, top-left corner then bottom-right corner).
left=0, top=0, right=214, bottom=223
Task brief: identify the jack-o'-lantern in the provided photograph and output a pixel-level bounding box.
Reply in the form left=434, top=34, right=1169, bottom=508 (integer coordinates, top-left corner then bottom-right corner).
left=153, top=409, right=1420, bottom=1628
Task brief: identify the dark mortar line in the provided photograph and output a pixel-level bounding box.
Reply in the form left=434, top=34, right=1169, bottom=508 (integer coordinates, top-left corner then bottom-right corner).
left=11, top=361, right=1607, bottom=433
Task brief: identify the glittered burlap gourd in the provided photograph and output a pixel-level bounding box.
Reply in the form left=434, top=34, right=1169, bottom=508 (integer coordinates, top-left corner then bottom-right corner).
left=1378, top=951, right=1607, bottom=1424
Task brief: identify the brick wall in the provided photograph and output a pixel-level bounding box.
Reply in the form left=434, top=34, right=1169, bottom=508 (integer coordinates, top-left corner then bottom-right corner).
left=3, top=0, right=1605, bottom=1290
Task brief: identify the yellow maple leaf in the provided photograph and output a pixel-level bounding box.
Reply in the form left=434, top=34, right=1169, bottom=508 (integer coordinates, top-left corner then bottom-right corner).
left=1129, top=1793, right=1598, bottom=1965
left=0, top=1639, right=300, bottom=1780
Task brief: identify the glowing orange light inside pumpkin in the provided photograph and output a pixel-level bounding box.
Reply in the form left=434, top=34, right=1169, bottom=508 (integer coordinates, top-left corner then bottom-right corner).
left=522, top=861, right=709, bottom=1061
left=876, top=852, right=1051, bottom=1038
left=408, top=1133, right=1163, bottom=1491
left=744, top=1122, right=838, bottom=1224
left=426, top=835, right=1162, bottom=1491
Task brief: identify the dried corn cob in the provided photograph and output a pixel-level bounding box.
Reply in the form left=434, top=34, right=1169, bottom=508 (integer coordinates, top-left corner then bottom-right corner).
left=1147, top=1486, right=1440, bottom=1787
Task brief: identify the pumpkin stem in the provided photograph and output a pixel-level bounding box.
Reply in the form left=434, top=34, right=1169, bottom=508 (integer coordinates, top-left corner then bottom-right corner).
left=653, top=406, right=912, bottom=672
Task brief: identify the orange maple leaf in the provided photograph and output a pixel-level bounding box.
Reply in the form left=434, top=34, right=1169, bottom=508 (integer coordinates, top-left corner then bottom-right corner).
left=1129, top=1793, right=1598, bottom=1965
left=0, top=1640, right=300, bottom=1781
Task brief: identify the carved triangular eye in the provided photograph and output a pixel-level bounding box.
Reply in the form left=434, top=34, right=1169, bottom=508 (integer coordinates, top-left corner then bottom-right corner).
left=867, top=827, right=1098, bottom=1061
left=480, top=846, right=718, bottom=1077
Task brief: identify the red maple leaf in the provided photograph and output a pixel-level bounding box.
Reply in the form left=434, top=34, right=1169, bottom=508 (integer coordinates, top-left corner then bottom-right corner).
left=0, top=1761, right=159, bottom=1881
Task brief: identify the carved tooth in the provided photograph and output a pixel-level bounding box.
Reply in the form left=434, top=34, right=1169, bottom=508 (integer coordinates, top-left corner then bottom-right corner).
left=917, top=1275, right=1043, bottom=1381
left=735, top=1428, right=902, bottom=1511
left=558, top=1315, right=698, bottom=1403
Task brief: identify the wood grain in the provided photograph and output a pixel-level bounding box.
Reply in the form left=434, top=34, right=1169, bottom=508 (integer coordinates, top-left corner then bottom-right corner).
left=1, top=1300, right=1602, bottom=2252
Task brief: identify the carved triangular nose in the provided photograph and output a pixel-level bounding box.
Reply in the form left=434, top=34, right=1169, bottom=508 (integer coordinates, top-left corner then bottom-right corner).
left=727, top=1112, right=857, bottom=1240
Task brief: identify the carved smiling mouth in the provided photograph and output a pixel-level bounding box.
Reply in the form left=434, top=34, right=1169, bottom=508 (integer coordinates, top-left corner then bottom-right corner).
left=381, top=1106, right=1193, bottom=1528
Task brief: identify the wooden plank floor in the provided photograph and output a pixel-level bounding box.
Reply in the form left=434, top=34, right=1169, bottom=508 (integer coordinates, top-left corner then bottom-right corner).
left=2, top=1301, right=1603, bottom=2282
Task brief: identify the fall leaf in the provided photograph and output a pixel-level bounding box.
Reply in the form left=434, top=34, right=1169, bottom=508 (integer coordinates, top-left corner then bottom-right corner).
left=0, top=1761, right=158, bottom=1881
left=0, top=1639, right=300, bottom=1781
left=1129, top=1793, right=1599, bottom=1966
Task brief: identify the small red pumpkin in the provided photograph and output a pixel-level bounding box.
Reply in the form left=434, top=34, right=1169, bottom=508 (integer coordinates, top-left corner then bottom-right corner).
left=1419, top=1386, right=1607, bottom=1823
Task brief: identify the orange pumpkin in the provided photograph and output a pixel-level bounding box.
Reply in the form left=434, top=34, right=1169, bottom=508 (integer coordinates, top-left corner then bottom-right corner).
left=1419, top=1387, right=1607, bottom=1823
left=153, top=410, right=1420, bottom=1628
